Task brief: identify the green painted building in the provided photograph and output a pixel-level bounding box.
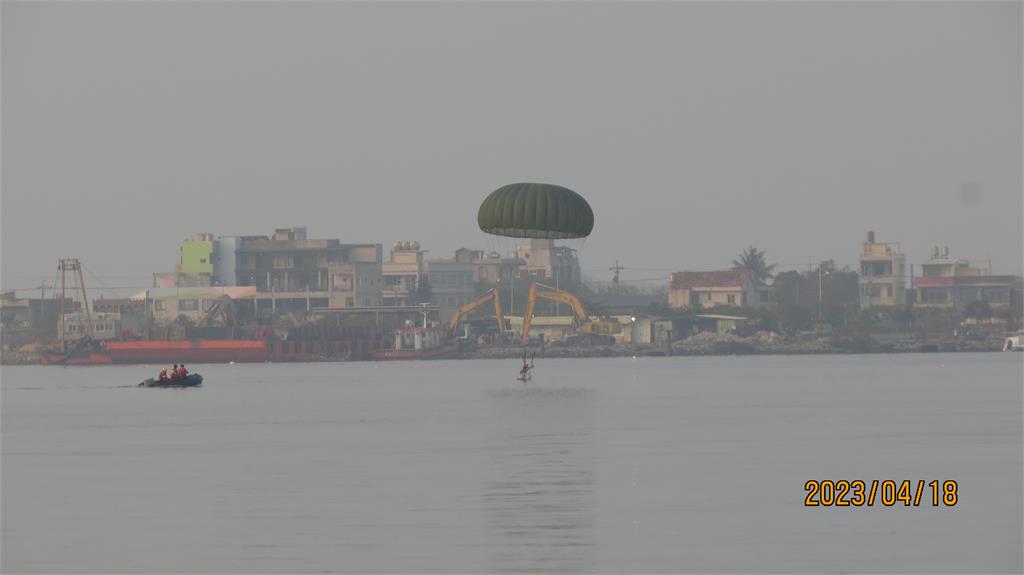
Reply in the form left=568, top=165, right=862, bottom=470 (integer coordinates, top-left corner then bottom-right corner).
left=180, top=240, right=214, bottom=274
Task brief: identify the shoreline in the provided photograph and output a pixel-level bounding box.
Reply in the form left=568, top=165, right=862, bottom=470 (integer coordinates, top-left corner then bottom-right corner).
left=2, top=340, right=1011, bottom=366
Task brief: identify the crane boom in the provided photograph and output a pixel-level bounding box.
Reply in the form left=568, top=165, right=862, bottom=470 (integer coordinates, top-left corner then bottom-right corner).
left=448, top=288, right=505, bottom=336
left=521, top=282, right=588, bottom=340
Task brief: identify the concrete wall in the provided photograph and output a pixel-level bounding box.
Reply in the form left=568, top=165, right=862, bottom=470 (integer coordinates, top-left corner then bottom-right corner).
left=214, top=237, right=237, bottom=286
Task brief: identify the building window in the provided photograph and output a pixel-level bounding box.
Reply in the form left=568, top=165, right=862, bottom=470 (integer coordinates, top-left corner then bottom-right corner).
left=154, top=300, right=166, bottom=311
left=705, top=292, right=711, bottom=301
left=981, top=287, right=1009, bottom=304
left=955, top=287, right=979, bottom=303
left=886, top=286, right=892, bottom=297
left=179, top=299, right=199, bottom=311
left=727, top=294, right=736, bottom=304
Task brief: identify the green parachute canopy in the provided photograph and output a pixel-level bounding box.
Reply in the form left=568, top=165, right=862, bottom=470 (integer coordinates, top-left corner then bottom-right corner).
left=477, top=183, right=594, bottom=239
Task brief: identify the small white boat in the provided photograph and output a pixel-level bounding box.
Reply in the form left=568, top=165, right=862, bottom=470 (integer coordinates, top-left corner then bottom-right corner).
left=1003, top=332, right=1023, bottom=352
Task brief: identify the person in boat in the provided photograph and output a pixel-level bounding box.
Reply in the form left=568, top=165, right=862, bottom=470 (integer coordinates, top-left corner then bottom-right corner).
left=170, top=364, right=179, bottom=380
left=178, top=364, right=188, bottom=379
left=158, top=367, right=168, bottom=382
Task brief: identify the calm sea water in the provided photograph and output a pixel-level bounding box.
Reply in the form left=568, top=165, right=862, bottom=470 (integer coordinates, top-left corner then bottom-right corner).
left=2, top=354, right=1021, bottom=573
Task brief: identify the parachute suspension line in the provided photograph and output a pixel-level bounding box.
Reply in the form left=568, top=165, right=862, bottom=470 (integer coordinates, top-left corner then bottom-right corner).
left=477, top=182, right=595, bottom=323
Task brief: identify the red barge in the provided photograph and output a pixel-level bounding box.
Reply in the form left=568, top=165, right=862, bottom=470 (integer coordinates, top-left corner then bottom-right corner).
left=41, top=327, right=457, bottom=365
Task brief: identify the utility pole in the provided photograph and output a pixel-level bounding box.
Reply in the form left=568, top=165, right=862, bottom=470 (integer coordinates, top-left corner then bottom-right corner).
left=909, top=263, right=914, bottom=307
left=59, top=262, right=66, bottom=351
left=610, top=260, right=624, bottom=294
left=818, top=265, right=823, bottom=322
left=40, top=280, right=46, bottom=324
left=817, top=262, right=830, bottom=323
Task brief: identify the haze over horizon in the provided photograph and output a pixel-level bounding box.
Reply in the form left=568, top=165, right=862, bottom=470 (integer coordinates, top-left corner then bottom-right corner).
left=2, top=1, right=1021, bottom=295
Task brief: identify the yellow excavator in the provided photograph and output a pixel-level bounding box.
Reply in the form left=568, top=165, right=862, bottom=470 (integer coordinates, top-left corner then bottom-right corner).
left=521, top=282, right=620, bottom=342
left=449, top=288, right=506, bottom=338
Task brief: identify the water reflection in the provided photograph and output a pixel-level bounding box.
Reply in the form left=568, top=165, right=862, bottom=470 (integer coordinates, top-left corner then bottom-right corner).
left=483, top=387, right=596, bottom=573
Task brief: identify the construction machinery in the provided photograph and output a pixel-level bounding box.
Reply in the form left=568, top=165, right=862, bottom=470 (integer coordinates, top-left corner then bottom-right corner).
left=521, top=282, right=620, bottom=342
left=197, top=295, right=236, bottom=328
left=57, top=258, right=93, bottom=351
left=448, top=288, right=506, bottom=338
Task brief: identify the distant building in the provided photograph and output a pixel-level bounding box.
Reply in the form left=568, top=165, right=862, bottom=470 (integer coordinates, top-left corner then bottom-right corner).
left=622, top=316, right=676, bottom=345
left=157, top=227, right=385, bottom=312
left=92, top=297, right=148, bottom=336
left=693, top=314, right=757, bottom=335
left=513, top=239, right=581, bottom=287
left=667, top=270, right=768, bottom=309
left=383, top=242, right=427, bottom=307
left=426, top=258, right=476, bottom=323
left=452, top=248, right=523, bottom=287
left=62, top=312, right=121, bottom=341
left=858, top=231, right=906, bottom=308
left=914, top=246, right=1023, bottom=309
left=234, top=228, right=383, bottom=311
left=152, top=233, right=218, bottom=288
left=426, top=248, right=524, bottom=322
left=131, top=286, right=258, bottom=324
left=0, top=294, right=74, bottom=340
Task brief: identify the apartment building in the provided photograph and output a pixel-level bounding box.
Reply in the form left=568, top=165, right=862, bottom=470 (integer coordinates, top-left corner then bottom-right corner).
left=858, top=231, right=906, bottom=308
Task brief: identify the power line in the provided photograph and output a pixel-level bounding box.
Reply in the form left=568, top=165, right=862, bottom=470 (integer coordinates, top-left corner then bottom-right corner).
left=609, top=260, right=624, bottom=293
left=1, top=284, right=153, bottom=293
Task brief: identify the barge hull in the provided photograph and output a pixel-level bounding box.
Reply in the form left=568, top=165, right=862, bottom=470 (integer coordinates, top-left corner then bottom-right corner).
left=105, top=340, right=269, bottom=363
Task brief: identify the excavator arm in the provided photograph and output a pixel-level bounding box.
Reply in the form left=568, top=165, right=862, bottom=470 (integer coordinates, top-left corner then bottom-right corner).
left=449, top=288, right=505, bottom=336
left=197, top=295, right=235, bottom=328
left=521, top=282, right=588, bottom=341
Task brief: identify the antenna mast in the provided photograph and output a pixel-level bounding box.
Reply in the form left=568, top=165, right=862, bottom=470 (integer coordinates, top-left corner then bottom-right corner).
left=609, top=260, right=624, bottom=294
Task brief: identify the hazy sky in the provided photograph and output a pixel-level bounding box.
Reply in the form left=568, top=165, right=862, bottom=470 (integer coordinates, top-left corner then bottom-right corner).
left=2, top=1, right=1021, bottom=295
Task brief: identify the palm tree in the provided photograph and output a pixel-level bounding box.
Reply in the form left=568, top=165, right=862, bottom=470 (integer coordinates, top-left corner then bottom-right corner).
left=732, top=246, right=776, bottom=284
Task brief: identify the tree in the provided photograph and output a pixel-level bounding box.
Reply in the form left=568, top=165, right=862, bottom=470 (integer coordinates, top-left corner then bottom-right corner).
left=732, top=246, right=776, bottom=284
left=964, top=300, right=992, bottom=321
left=174, top=314, right=195, bottom=328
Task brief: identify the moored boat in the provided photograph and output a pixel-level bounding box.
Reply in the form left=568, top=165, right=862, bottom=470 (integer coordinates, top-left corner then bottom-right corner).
left=139, top=373, right=203, bottom=387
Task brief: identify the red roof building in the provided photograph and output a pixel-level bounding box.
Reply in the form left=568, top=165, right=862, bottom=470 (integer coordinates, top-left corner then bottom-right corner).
left=668, top=269, right=771, bottom=309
